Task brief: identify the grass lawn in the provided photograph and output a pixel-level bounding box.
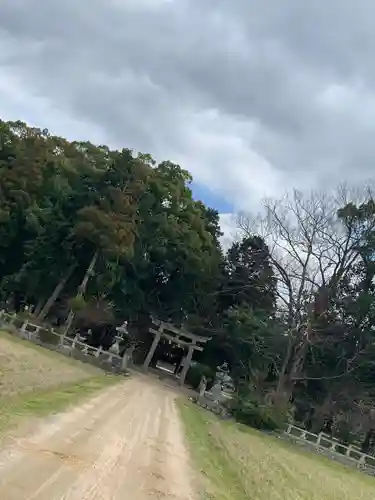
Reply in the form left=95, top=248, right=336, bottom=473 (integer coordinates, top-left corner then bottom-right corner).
left=178, top=401, right=375, bottom=500
left=0, top=330, right=121, bottom=432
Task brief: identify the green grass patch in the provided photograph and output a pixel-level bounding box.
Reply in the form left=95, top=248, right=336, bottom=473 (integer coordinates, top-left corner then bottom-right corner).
left=0, top=375, right=120, bottom=433
left=178, top=400, right=375, bottom=500
left=0, top=329, right=123, bottom=434
left=177, top=400, right=248, bottom=500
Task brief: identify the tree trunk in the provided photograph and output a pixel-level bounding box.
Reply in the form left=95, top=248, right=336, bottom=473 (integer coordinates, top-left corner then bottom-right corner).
left=33, top=298, right=45, bottom=317
left=37, top=264, right=76, bottom=322
left=64, top=251, right=99, bottom=334
left=277, top=328, right=302, bottom=398
left=77, top=250, right=99, bottom=296
left=277, top=331, right=294, bottom=395
left=277, top=322, right=311, bottom=400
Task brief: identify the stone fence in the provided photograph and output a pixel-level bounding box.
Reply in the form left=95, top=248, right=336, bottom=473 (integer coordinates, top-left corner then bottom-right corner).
left=0, top=311, right=126, bottom=374
left=285, top=423, right=375, bottom=474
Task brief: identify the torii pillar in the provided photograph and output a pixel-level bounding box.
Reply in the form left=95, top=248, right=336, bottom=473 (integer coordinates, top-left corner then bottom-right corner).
left=143, top=325, right=162, bottom=370
left=179, top=342, right=195, bottom=386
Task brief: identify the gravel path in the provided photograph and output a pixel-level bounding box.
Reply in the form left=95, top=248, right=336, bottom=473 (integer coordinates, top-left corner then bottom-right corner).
left=0, top=376, right=195, bottom=499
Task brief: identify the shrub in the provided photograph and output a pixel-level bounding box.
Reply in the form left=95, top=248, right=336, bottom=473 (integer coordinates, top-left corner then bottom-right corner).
left=333, top=417, right=356, bottom=445
left=69, top=295, right=86, bottom=312
left=186, top=363, right=216, bottom=389
left=230, top=393, right=292, bottom=431
left=38, top=327, right=60, bottom=346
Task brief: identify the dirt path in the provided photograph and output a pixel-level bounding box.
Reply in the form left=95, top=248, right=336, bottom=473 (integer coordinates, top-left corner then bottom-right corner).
left=0, top=376, right=195, bottom=499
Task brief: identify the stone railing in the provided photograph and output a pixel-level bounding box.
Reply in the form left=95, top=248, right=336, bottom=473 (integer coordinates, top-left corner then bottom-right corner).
left=285, top=424, right=375, bottom=472
left=0, top=310, right=125, bottom=373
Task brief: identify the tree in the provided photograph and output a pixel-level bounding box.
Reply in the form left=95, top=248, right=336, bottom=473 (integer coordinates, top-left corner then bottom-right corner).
left=219, top=305, right=286, bottom=390
left=237, top=187, right=375, bottom=402
left=0, top=121, right=224, bottom=334
left=113, top=160, right=224, bottom=326
left=221, top=235, right=276, bottom=312
left=62, top=148, right=150, bottom=332
left=199, top=234, right=280, bottom=390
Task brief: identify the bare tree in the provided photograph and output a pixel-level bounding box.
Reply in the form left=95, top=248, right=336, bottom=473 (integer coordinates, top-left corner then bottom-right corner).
left=237, top=185, right=375, bottom=398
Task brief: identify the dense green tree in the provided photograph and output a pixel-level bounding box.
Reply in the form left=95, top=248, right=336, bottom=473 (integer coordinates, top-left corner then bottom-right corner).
left=200, top=235, right=279, bottom=387
left=0, top=120, right=224, bottom=337
left=111, top=160, right=224, bottom=325
left=221, top=235, right=276, bottom=312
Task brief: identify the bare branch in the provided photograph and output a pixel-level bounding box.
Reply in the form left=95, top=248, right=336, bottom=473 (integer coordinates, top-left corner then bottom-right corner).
left=236, top=183, right=375, bottom=393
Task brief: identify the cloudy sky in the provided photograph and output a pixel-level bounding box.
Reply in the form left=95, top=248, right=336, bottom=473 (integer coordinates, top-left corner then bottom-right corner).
left=1, top=0, right=375, bottom=234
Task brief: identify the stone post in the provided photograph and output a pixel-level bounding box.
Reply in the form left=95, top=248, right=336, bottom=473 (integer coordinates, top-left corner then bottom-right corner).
left=359, top=453, right=366, bottom=467
left=110, top=338, right=121, bottom=355
left=121, top=345, right=135, bottom=371
left=58, top=330, right=65, bottom=347
left=9, top=313, right=16, bottom=326
left=20, top=321, right=29, bottom=339
left=72, top=334, right=79, bottom=349
left=34, top=326, right=41, bottom=339
left=316, top=433, right=322, bottom=446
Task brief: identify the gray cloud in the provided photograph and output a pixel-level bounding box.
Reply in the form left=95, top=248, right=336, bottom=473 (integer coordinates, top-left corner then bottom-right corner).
left=1, top=0, right=375, bottom=212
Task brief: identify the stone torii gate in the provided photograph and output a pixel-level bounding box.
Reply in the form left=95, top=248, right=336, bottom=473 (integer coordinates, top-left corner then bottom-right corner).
left=143, top=318, right=210, bottom=386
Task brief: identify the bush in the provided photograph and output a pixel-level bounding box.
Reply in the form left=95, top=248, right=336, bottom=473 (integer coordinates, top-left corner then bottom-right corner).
left=333, top=418, right=356, bottom=445
left=38, top=327, right=60, bottom=346
left=186, top=363, right=216, bottom=389
left=230, top=393, right=292, bottom=431
left=69, top=295, right=86, bottom=312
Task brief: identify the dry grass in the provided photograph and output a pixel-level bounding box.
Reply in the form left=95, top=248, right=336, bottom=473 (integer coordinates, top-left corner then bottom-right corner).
left=0, top=331, right=101, bottom=398
left=178, top=401, right=375, bottom=500
left=0, top=331, right=120, bottom=433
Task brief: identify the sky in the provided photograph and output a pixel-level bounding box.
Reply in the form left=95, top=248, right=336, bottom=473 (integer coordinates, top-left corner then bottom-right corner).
left=1, top=0, right=375, bottom=240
